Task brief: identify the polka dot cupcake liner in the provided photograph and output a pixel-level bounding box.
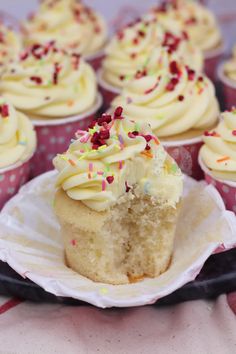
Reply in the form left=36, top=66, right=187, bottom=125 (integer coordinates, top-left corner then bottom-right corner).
left=218, top=62, right=236, bottom=111
left=31, top=94, right=103, bottom=178
left=86, top=50, right=105, bottom=72
left=204, top=43, right=225, bottom=83
left=97, top=69, right=121, bottom=110
left=163, top=137, right=204, bottom=180
left=199, top=157, right=236, bottom=214
left=0, top=156, right=33, bottom=210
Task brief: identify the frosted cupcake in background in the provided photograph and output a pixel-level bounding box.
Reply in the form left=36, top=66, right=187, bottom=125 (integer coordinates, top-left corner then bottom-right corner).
left=148, top=0, right=223, bottom=81
left=0, top=22, right=22, bottom=75
left=0, top=97, right=36, bottom=209
left=53, top=107, right=183, bottom=284
left=112, top=48, right=219, bottom=179
left=99, top=16, right=203, bottom=108
left=199, top=109, right=236, bottom=213
left=21, top=0, right=107, bottom=70
left=0, top=41, right=101, bottom=176
left=218, top=46, right=236, bottom=111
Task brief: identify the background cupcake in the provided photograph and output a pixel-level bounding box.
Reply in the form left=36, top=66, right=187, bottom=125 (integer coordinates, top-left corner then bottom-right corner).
left=0, top=97, right=36, bottom=209
left=218, top=46, right=236, bottom=111
left=148, top=0, right=223, bottom=81
left=199, top=109, right=236, bottom=213
left=21, top=0, right=108, bottom=70
left=112, top=48, right=219, bottom=179
left=0, top=41, right=101, bottom=176
left=99, top=16, right=203, bottom=108
left=0, top=22, right=22, bottom=75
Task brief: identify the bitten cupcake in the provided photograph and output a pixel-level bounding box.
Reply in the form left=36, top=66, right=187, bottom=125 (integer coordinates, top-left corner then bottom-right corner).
left=218, top=46, right=236, bottom=111
left=199, top=109, right=236, bottom=213
left=0, top=97, right=36, bottom=209
left=53, top=107, right=183, bottom=285
left=99, top=16, right=203, bottom=108
left=0, top=23, right=22, bottom=75
left=0, top=41, right=101, bottom=176
left=112, top=48, right=219, bottom=179
left=148, top=0, right=223, bottom=81
left=21, top=0, right=107, bottom=70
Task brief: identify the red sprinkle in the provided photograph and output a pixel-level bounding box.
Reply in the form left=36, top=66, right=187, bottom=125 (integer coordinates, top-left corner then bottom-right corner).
left=232, top=130, right=236, bottom=136
left=166, top=77, right=179, bottom=91
left=178, top=95, right=184, bottom=101
left=97, top=114, right=112, bottom=126
left=125, top=181, right=131, bottom=193
left=106, top=176, right=114, bottom=184
left=53, top=62, right=62, bottom=85
left=186, top=67, right=195, bottom=81
left=114, top=106, right=123, bottom=119
left=0, top=104, right=9, bottom=117
left=30, top=76, right=42, bottom=85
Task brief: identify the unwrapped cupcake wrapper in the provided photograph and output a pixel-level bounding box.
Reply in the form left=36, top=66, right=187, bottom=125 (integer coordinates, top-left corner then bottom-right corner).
left=85, top=50, right=105, bottom=71
left=162, top=137, right=203, bottom=180
left=0, top=156, right=33, bottom=210
left=204, top=43, right=225, bottom=83
left=0, top=172, right=236, bottom=308
left=31, top=94, right=102, bottom=177
left=97, top=69, right=121, bottom=109
left=199, top=157, right=236, bottom=213
left=218, top=62, right=236, bottom=111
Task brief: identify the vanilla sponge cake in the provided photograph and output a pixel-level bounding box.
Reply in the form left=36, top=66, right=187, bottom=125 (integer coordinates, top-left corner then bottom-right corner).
left=53, top=107, right=183, bottom=284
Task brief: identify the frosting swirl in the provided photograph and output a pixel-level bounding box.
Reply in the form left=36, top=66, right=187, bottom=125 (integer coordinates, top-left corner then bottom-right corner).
left=22, top=0, right=107, bottom=57
left=53, top=107, right=183, bottom=211
left=200, top=110, right=236, bottom=182
left=224, top=46, right=236, bottom=82
left=112, top=49, right=219, bottom=138
left=0, top=42, right=97, bottom=118
left=102, top=17, right=203, bottom=88
left=0, top=98, right=36, bottom=169
left=0, top=24, right=22, bottom=75
left=149, top=0, right=222, bottom=52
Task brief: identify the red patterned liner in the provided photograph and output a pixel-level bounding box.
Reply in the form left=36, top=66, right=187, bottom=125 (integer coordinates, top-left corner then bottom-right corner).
left=97, top=69, right=121, bottom=110
left=199, top=157, right=236, bottom=214
left=86, top=50, right=105, bottom=72
left=204, top=44, right=225, bottom=83
left=162, top=136, right=204, bottom=180
left=218, top=62, right=236, bottom=111
left=0, top=155, right=33, bottom=210
left=31, top=94, right=102, bottom=178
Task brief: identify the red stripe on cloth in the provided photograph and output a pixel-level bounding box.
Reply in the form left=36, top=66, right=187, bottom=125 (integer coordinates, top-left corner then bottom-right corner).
left=227, top=293, right=236, bottom=315
left=0, top=298, right=23, bottom=315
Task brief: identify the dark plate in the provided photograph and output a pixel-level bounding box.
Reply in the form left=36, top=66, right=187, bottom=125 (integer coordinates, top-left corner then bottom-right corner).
left=0, top=248, right=236, bottom=306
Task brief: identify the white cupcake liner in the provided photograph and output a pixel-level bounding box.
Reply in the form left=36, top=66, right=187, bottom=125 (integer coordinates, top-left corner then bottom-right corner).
left=0, top=171, right=236, bottom=308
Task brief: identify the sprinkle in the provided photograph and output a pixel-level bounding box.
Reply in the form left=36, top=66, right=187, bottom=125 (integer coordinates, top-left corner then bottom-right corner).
left=102, top=180, right=106, bottom=191
left=106, top=176, right=114, bottom=184
left=30, top=76, right=42, bottom=85
left=178, top=95, right=184, bottom=101
left=70, top=239, right=77, bottom=246
left=114, top=106, right=123, bottom=119
left=217, top=156, right=230, bottom=163
left=232, top=130, right=236, bottom=136
left=67, top=100, right=74, bottom=107
left=152, top=135, right=160, bottom=145
left=141, top=151, right=153, bottom=159
left=118, top=134, right=124, bottom=149
left=75, top=129, right=86, bottom=137
left=99, top=287, right=108, bottom=295
left=80, top=134, right=90, bottom=143
left=68, top=159, right=76, bottom=166
left=0, top=104, right=9, bottom=118
left=97, top=171, right=104, bottom=176
left=125, top=181, right=131, bottom=193
left=204, top=131, right=220, bottom=137
left=105, top=163, right=110, bottom=172
left=118, top=161, right=123, bottom=170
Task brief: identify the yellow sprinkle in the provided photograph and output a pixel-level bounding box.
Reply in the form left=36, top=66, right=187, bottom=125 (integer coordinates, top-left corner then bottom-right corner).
left=67, top=100, right=74, bottom=107
left=99, top=287, right=108, bottom=295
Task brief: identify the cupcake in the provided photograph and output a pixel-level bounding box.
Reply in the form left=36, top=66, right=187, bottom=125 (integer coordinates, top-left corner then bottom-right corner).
left=0, top=23, right=22, bottom=75
left=0, top=41, right=101, bottom=176
left=199, top=109, right=236, bottom=213
left=111, top=48, right=219, bottom=179
left=218, top=46, right=236, bottom=111
left=21, top=0, right=107, bottom=70
left=0, top=98, right=36, bottom=209
left=53, top=107, right=183, bottom=285
left=99, top=16, right=203, bottom=108
left=148, top=0, right=223, bottom=81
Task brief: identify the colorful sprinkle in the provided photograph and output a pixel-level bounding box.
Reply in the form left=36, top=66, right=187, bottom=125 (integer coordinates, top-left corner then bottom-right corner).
left=119, top=161, right=123, bottom=170
left=102, top=180, right=106, bottom=191
left=217, top=156, right=230, bottom=163
left=68, top=159, right=76, bottom=166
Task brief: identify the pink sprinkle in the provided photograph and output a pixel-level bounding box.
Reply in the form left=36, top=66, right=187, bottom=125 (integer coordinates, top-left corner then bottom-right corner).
left=119, top=161, right=123, bottom=170
left=102, top=180, right=106, bottom=191
left=75, top=130, right=86, bottom=138
left=70, top=239, right=77, bottom=246
left=89, top=163, right=93, bottom=172
left=97, top=171, right=104, bottom=175
left=80, top=134, right=90, bottom=143
left=80, top=149, right=85, bottom=153
left=118, top=134, right=124, bottom=149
